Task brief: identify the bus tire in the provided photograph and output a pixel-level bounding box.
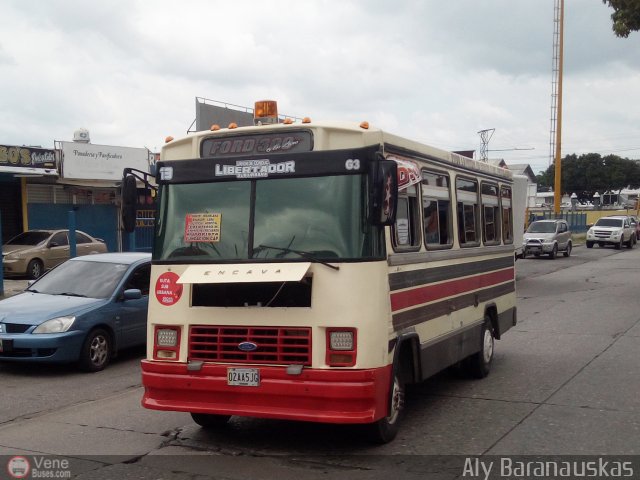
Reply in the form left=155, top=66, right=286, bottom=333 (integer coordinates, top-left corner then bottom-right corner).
left=367, top=371, right=404, bottom=444
left=464, top=319, right=494, bottom=379
left=190, top=412, right=231, bottom=428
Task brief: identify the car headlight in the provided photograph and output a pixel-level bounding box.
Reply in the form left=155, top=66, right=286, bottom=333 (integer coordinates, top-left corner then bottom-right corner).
left=33, top=316, right=76, bottom=334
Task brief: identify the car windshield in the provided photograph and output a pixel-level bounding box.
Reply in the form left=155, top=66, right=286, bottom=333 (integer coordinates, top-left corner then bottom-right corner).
left=527, top=222, right=557, bottom=233
left=6, top=231, right=51, bottom=245
left=595, top=218, right=623, bottom=227
left=29, top=259, right=130, bottom=298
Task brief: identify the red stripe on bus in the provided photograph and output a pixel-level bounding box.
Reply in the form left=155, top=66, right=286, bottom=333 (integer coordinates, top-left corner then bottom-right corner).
left=390, top=268, right=514, bottom=312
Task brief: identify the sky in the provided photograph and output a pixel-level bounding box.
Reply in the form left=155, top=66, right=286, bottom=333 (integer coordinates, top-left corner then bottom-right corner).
left=1, top=0, right=639, bottom=176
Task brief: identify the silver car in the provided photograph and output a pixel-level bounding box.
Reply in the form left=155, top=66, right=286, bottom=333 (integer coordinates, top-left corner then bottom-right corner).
left=523, top=219, right=572, bottom=259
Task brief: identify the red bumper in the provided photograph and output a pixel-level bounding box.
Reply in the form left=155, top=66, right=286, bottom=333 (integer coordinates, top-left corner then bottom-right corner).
left=141, top=360, right=392, bottom=424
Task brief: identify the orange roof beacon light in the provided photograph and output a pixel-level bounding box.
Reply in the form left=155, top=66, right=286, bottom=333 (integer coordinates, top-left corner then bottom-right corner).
left=210, top=124, right=221, bottom=131
left=254, top=100, right=279, bottom=125
left=359, top=121, right=370, bottom=130
left=228, top=122, right=238, bottom=129
left=283, top=117, right=294, bottom=125
left=302, top=117, right=312, bottom=124
left=165, top=136, right=174, bottom=143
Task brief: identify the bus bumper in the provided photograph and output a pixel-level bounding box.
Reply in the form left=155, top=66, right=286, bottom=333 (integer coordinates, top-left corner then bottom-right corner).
left=141, top=360, right=392, bottom=424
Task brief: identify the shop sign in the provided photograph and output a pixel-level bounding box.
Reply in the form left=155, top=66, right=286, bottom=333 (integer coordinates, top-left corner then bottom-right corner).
left=0, top=145, right=56, bottom=168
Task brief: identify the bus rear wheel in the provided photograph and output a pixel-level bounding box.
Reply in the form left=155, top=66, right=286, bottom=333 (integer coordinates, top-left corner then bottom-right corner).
left=463, top=319, right=494, bottom=379
left=190, top=412, right=231, bottom=428
left=367, top=371, right=404, bottom=444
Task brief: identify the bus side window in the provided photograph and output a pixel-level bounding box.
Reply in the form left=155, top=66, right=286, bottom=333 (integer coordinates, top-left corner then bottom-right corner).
left=393, top=184, right=421, bottom=250
left=501, top=185, right=514, bottom=244
left=456, top=178, right=480, bottom=247
left=422, top=170, right=452, bottom=249
left=481, top=182, right=501, bottom=245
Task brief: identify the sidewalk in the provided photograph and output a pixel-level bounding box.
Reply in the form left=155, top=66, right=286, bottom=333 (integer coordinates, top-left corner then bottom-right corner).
left=0, top=278, right=29, bottom=299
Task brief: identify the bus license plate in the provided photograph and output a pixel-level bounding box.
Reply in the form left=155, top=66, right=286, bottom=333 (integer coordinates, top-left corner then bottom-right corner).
left=227, top=368, right=260, bottom=387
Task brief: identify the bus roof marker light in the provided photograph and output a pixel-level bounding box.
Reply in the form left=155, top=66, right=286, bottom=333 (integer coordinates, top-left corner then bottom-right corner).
left=283, top=118, right=294, bottom=124
left=210, top=124, right=221, bottom=131
left=302, top=117, right=312, bottom=124
left=228, top=122, right=238, bottom=129
left=360, top=121, right=370, bottom=130
left=165, top=136, right=174, bottom=143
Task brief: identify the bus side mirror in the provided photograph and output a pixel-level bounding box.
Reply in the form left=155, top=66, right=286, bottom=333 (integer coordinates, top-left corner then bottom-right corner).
left=370, top=160, right=398, bottom=226
left=122, top=174, right=138, bottom=233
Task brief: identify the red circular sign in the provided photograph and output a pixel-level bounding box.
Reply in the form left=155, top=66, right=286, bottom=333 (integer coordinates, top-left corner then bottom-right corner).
left=155, top=272, right=183, bottom=306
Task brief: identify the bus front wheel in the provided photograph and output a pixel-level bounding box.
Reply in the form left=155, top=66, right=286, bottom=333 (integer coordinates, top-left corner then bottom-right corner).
left=367, top=371, right=405, bottom=444
left=191, top=412, right=231, bottom=428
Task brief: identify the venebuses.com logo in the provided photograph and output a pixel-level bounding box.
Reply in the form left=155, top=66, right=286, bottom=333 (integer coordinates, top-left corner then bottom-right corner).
left=6, top=455, right=71, bottom=479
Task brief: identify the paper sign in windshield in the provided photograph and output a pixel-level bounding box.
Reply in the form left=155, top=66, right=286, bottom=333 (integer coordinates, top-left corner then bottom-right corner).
left=184, top=213, right=221, bottom=243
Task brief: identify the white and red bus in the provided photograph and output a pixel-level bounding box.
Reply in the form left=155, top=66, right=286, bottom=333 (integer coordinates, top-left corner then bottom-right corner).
left=123, top=101, right=517, bottom=443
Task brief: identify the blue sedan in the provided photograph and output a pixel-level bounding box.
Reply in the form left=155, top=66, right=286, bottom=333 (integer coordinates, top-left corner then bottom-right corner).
left=0, top=252, right=151, bottom=371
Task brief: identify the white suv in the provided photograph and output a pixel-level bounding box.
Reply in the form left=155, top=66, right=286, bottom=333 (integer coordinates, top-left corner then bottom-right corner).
left=586, top=215, right=636, bottom=249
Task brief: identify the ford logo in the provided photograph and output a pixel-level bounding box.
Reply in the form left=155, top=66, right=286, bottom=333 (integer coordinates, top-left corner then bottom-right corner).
left=238, top=341, right=258, bottom=352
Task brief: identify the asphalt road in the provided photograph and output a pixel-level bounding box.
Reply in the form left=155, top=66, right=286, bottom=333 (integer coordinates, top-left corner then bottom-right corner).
left=0, top=244, right=639, bottom=479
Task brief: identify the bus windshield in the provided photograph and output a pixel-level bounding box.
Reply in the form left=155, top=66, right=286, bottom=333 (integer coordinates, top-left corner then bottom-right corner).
left=154, top=174, right=384, bottom=262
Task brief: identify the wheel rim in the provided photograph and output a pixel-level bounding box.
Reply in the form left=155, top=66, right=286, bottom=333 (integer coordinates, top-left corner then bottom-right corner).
left=387, top=376, right=404, bottom=425
left=31, top=263, right=41, bottom=278
left=482, top=328, right=494, bottom=364
left=89, top=334, right=108, bottom=367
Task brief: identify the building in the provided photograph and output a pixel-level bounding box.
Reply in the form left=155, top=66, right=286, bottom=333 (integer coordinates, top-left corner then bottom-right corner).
left=0, top=130, right=153, bottom=252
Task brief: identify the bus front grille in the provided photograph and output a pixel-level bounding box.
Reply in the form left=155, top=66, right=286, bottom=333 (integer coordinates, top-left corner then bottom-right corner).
left=188, top=326, right=312, bottom=365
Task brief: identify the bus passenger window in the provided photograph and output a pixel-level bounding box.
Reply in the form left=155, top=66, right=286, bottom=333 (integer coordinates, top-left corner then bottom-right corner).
left=422, top=171, right=452, bottom=249
left=456, top=178, right=479, bottom=247
left=393, top=184, right=421, bottom=250
left=481, top=183, right=501, bottom=245
left=501, top=186, right=514, bottom=244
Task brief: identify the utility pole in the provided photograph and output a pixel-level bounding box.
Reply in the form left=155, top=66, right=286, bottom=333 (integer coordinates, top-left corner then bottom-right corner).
left=551, top=0, right=565, bottom=215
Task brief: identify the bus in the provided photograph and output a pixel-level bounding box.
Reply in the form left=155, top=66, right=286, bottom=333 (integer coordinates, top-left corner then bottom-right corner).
left=123, top=101, right=517, bottom=443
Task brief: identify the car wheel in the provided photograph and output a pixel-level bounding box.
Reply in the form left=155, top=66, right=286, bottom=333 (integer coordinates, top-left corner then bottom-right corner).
left=79, top=328, right=112, bottom=372
left=549, top=244, right=557, bottom=259
left=27, top=259, right=44, bottom=279
left=627, top=235, right=635, bottom=249
left=586, top=241, right=593, bottom=249
left=615, top=238, right=623, bottom=250
left=563, top=242, right=572, bottom=257
left=464, top=319, right=495, bottom=379
left=367, top=370, right=404, bottom=444
left=190, top=413, right=232, bottom=428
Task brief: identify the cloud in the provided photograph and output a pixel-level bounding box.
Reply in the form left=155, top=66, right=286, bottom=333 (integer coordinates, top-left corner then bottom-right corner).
left=0, top=0, right=638, bottom=176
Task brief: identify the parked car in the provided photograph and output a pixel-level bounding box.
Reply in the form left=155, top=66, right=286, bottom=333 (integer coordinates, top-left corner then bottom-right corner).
left=0, top=252, right=151, bottom=371
left=523, top=219, right=572, bottom=259
left=586, top=215, right=636, bottom=249
left=2, top=229, right=108, bottom=279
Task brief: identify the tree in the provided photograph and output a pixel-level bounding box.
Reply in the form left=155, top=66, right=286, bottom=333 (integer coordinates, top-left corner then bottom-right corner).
left=535, top=153, right=640, bottom=200
left=602, top=0, right=640, bottom=37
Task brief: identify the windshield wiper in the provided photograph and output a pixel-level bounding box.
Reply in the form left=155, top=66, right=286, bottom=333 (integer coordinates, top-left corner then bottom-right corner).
left=57, top=292, right=87, bottom=297
left=257, top=244, right=340, bottom=271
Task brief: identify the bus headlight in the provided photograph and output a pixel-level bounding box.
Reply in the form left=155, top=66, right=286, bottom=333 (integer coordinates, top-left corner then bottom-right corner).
left=154, top=326, right=181, bottom=360
left=326, top=328, right=357, bottom=367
